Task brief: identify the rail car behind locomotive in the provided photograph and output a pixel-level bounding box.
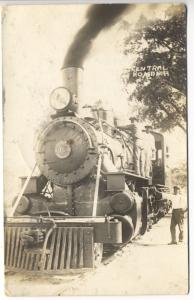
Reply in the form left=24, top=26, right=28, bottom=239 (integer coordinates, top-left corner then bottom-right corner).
left=5, top=67, right=172, bottom=272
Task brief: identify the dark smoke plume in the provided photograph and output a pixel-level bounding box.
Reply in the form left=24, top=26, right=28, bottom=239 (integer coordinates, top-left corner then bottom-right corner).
left=63, top=4, right=133, bottom=68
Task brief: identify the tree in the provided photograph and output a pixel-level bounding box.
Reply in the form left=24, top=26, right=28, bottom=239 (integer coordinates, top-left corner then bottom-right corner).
left=121, top=6, right=186, bottom=132
left=171, top=162, right=187, bottom=190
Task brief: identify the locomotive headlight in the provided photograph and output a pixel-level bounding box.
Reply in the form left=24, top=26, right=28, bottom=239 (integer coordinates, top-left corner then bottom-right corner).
left=50, top=87, right=71, bottom=111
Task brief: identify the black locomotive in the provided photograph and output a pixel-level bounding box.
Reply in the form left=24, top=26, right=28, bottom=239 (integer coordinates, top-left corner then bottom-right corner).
left=5, top=67, right=172, bottom=272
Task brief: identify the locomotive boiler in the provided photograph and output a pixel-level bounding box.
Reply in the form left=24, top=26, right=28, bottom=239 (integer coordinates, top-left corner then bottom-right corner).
left=4, top=66, right=172, bottom=272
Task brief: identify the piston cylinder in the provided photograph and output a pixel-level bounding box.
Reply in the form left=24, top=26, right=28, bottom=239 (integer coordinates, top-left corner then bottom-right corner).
left=110, top=191, right=134, bottom=214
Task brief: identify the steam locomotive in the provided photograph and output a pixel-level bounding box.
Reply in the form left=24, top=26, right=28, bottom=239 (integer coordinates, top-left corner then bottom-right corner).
left=5, top=67, right=172, bottom=272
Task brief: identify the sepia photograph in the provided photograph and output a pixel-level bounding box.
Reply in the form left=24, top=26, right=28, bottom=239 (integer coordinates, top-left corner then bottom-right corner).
left=2, top=2, right=189, bottom=296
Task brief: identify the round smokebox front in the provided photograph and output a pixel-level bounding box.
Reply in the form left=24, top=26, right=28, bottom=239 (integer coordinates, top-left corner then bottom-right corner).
left=35, top=117, right=98, bottom=185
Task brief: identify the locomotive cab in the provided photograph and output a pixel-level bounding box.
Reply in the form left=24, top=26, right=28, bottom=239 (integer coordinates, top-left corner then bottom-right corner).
left=151, top=132, right=170, bottom=186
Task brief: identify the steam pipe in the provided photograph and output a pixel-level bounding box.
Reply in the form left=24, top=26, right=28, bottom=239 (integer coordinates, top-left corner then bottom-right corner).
left=92, top=153, right=102, bottom=217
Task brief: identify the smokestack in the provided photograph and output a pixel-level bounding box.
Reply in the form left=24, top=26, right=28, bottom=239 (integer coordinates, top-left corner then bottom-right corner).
left=62, top=67, right=83, bottom=113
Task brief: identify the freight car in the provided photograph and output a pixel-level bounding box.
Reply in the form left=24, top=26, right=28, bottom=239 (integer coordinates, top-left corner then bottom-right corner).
left=5, top=67, right=172, bottom=272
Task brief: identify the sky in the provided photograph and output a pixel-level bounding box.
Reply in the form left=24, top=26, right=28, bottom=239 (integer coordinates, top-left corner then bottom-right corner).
left=2, top=3, right=187, bottom=204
